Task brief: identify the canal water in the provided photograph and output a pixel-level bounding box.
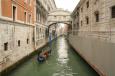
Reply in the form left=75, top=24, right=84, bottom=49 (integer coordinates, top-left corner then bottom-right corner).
left=8, top=37, right=99, bottom=76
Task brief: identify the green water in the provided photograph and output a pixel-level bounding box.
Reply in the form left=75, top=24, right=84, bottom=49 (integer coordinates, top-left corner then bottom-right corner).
left=8, top=37, right=99, bottom=76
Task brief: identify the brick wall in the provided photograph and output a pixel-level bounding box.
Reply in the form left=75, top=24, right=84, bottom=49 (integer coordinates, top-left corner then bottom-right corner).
left=1, top=0, right=35, bottom=24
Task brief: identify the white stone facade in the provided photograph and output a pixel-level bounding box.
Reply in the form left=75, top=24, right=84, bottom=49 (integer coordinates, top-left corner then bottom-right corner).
left=72, top=0, right=115, bottom=43
left=35, top=0, right=56, bottom=49
left=48, top=9, right=71, bottom=26
left=0, top=0, right=57, bottom=73
left=0, top=19, right=35, bottom=72
left=71, top=0, right=115, bottom=76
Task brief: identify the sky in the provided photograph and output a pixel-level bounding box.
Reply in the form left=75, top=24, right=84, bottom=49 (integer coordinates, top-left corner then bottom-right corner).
left=54, top=0, right=80, bottom=12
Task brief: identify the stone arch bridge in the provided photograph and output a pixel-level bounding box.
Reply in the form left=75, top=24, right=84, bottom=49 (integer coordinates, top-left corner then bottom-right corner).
left=47, top=9, right=72, bottom=28
left=46, top=9, right=72, bottom=37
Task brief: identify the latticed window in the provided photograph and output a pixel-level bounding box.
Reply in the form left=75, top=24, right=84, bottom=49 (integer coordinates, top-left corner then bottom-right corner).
left=112, top=6, right=115, bottom=18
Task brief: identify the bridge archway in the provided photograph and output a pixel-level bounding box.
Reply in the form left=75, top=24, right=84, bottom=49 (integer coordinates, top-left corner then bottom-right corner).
left=47, top=9, right=72, bottom=26
left=46, top=21, right=72, bottom=38
left=46, top=9, right=72, bottom=37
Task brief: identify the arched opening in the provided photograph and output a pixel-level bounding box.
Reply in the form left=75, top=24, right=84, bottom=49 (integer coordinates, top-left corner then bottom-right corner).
left=46, top=22, right=72, bottom=39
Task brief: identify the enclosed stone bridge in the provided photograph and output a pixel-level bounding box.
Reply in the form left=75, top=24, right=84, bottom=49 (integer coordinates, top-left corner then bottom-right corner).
left=47, top=9, right=72, bottom=27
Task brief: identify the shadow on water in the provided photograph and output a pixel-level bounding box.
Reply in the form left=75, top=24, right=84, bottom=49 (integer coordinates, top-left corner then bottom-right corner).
left=7, top=36, right=99, bottom=76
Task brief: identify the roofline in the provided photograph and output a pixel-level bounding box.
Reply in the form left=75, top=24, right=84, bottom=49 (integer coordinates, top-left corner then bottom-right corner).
left=71, top=0, right=85, bottom=16
left=53, top=0, right=57, bottom=8
left=49, top=8, right=71, bottom=14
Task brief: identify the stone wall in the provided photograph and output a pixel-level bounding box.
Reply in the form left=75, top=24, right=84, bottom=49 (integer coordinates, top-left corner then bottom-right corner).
left=72, top=0, right=115, bottom=43
left=70, top=0, right=115, bottom=76
left=0, top=19, right=35, bottom=72
left=68, top=34, right=115, bottom=76
left=35, top=23, right=47, bottom=49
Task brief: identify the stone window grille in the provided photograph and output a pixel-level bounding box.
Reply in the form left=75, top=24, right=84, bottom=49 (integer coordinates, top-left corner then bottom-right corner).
left=18, top=40, right=20, bottom=47
left=86, top=1, right=89, bottom=8
left=81, top=7, right=83, bottom=12
left=112, top=6, right=115, bottom=18
left=81, top=21, right=83, bottom=26
left=86, top=17, right=89, bottom=24
left=27, top=39, right=29, bottom=44
left=4, top=42, right=8, bottom=51
left=95, top=11, right=99, bottom=22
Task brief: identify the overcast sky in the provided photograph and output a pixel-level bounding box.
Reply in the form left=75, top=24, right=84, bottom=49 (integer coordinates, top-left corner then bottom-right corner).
left=54, top=0, right=80, bottom=12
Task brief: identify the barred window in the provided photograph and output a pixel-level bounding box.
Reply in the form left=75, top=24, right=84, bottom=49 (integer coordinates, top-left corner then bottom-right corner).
left=86, top=17, right=89, bottom=24
left=86, top=1, right=89, bottom=8
left=112, top=6, right=115, bottom=18
left=81, top=21, right=83, bottom=26
left=95, top=11, right=99, bottom=22
left=18, top=40, right=20, bottom=47
left=81, top=7, right=83, bottom=12
left=4, top=42, right=8, bottom=51
left=27, top=39, right=29, bottom=44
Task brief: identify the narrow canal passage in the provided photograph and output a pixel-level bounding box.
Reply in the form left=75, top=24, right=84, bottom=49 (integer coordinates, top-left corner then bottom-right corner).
left=8, top=37, right=99, bottom=76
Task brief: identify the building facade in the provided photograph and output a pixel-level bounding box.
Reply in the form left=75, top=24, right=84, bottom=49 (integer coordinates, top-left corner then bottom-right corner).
left=72, top=0, right=115, bottom=42
left=70, top=0, right=115, bottom=76
left=0, top=0, right=56, bottom=73
left=0, top=0, right=35, bottom=72
left=47, top=8, right=71, bottom=39
left=35, top=0, right=56, bottom=49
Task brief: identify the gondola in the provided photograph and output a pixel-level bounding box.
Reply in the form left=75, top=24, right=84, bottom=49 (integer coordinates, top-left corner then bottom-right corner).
left=37, top=49, right=51, bottom=63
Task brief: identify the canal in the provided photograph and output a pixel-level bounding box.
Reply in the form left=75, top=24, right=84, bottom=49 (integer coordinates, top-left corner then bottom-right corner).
left=8, top=37, right=99, bottom=76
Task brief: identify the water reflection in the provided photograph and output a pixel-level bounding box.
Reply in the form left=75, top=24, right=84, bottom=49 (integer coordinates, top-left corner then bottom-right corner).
left=8, top=37, right=99, bottom=76
left=52, top=37, right=74, bottom=76
left=57, top=37, right=68, bottom=64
